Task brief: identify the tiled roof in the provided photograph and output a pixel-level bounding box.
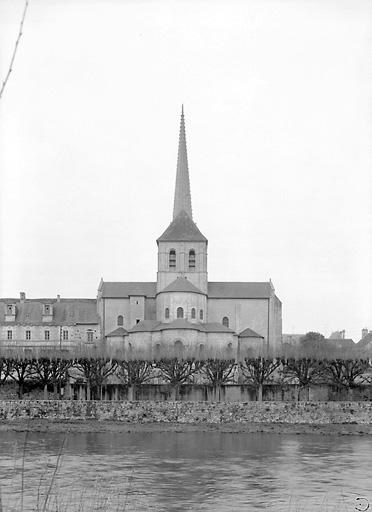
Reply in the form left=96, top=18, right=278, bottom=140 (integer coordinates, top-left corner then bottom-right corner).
left=128, top=320, right=161, bottom=333
left=324, top=338, right=356, bottom=349
left=153, top=319, right=206, bottom=332
left=106, top=327, right=128, bottom=337
left=101, top=282, right=156, bottom=298
left=239, top=327, right=264, bottom=338
left=208, top=282, right=272, bottom=299
left=159, top=277, right=205, bottom=295
left=203, top=323, right=234, bottom=333
left=0, top=299, right=99, bottom=326
left=357, top=332, right=372, bottom=348
left=157, top=209, right=207, bottom=242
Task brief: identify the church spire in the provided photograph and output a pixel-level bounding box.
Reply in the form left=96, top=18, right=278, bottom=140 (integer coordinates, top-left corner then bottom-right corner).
left=173, top=105, right=193, bottom=220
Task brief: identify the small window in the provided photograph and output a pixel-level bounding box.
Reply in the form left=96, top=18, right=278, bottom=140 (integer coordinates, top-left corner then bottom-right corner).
left=63, top=330, right=68, bottom=340
left=117, top=315, right=124, bottom=326
left=222, top=316, right=229, bottom=328
left=7, top=331, right=12, bottom=340
left=45, top=331, right=50, bottom=341
left=199, top=309, right=204, bottom=320
left=189, top=250, right=196, bottom=269
left=87, top=331, right=93, bottom=342
left=191, top=308, right=196, bottom=319
left=26, top=330, right=31, bottom=340
left=165, top=308, right=169, bottom=319
left=169, top=250, right=176, bottom=268
left=136, top=319, right=140, bottom=324
left=177, top=307, right=184, bottom=318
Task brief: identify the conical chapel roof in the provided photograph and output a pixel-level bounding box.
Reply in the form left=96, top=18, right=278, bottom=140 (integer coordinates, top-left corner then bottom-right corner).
left=158, top=276, right=205, bottom=295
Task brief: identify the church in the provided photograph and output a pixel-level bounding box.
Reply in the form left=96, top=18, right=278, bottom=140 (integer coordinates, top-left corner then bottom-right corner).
left=0, top=109, right=282, bottom=356
left=98, top=108, right=282, bottom=356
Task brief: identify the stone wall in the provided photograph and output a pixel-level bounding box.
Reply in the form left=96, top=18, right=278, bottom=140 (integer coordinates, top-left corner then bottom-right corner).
left=2, top=382, right=372, bottom=402
left=1, top=400, right=372, bottom=424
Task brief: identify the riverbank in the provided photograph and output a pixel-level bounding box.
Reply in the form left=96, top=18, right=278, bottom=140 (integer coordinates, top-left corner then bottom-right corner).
left=1, top=419, right=372, bottom=435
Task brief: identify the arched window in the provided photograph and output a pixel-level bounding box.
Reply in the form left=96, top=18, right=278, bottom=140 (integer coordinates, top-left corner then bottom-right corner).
left=165, top=308, right=169, bottom=319
left=189, top=250, right=196, bottom=269
left=177, top=307, right=184, bottom=318
left=169, top=250, right=176, bottom=268
left=222, top=316, right=229, bottom=328
left=128, top=343, right=133, bottom=354
left=199, top=309, right=204, bottom=320
left=227, top=342, right=233, bottom=357
left=191, top=308, right=196, bottom=319
left=117, top=315, right=124, bottom=326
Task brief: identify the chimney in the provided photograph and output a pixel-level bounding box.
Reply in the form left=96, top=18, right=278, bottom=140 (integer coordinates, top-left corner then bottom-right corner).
left=341, top=330, right=345, bottom=339
left=20, top=292, right=26, bottom=303
left=362, top=328, right=368, bottom=339
left=57, top=295, right=61, bottom=303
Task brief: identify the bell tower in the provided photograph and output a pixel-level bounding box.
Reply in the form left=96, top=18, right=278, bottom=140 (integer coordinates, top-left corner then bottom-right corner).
left=156, top=107, right=208, bottom=294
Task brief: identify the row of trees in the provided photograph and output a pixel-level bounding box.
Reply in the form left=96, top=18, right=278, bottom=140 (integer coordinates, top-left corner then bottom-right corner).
left=1, top=350, right=371, bottom=401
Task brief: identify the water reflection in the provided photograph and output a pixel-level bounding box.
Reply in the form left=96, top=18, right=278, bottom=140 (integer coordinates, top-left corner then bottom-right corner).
left=0, top=431, right=371, bottom=511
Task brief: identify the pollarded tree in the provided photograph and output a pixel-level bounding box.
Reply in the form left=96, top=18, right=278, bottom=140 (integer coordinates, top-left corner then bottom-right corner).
left=116, top=360, right=154, bottom=400
left=8, top=357, right=34, bottom=399
left=240, top=357, right=283, bottom=401
left=201, top=358, right=237, bottom=401
left=31, top=357, right=73, bottom=400
left=156, top=358, right=202, bottom=400
left=281, top=358, right=324, bottom=401
left=320, top=358, right=370, bottom=399
left=74, top=358, right=118, bottom=400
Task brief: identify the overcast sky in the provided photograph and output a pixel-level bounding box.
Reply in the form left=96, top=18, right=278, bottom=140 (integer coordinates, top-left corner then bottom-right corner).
left=1, top=0, right=371, bottom=340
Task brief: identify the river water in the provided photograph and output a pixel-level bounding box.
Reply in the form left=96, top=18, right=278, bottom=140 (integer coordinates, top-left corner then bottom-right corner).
left=0, top=430, right=371, bottom=511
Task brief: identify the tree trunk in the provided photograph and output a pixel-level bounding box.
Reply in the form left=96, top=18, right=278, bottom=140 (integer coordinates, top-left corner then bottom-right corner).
left=257, top=385, right=263, bottom=402
left=87, top=384, right=91, bottom=401
left=44, top=384, right=48, bottom=400
left=128, top=386, right=134, bottom=401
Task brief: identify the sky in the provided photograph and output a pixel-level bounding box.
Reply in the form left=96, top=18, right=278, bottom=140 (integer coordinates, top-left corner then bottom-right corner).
left=0, top=0, right=371, bottom=340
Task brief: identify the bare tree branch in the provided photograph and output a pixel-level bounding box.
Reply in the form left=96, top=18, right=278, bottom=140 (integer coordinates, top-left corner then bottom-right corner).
left=0, top=0, right=29, bottom=100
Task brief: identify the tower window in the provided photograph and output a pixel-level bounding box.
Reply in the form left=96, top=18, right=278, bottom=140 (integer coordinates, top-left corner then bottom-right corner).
left=117, top=315, right=124, bottom=326
left=177, top=307, right=184, bottom=318
left=189, top=250, right=196, bottom=269
left=169, top=250, right=176, bottom=268
left=191, top=308, right=196, bottom=319
left=199, top=309, right=204, bottom=320
left=165, top=308, right=169, bottom=319
left=222, top=316, right=229, bottom=328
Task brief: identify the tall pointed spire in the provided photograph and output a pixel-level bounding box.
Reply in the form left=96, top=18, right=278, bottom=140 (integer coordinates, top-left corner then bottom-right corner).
left=173, top=105, right=193, bottom=220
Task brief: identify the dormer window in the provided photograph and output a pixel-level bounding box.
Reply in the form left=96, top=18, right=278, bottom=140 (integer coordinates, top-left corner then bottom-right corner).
left=7, top=305, right=13, bottom=314
left=169, top=250, right=176, bottom=268
left=189, top=250, right=196, bottom=269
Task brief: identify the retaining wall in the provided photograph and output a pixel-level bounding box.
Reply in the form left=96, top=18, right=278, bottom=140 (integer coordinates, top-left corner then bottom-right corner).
left=1, top=400, right=372, bottom=424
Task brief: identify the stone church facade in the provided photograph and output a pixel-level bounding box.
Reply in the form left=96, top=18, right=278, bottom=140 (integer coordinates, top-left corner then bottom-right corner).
left=98, top=108, right=282, bottom=356
left=0, top=109, right=282, bottom=356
